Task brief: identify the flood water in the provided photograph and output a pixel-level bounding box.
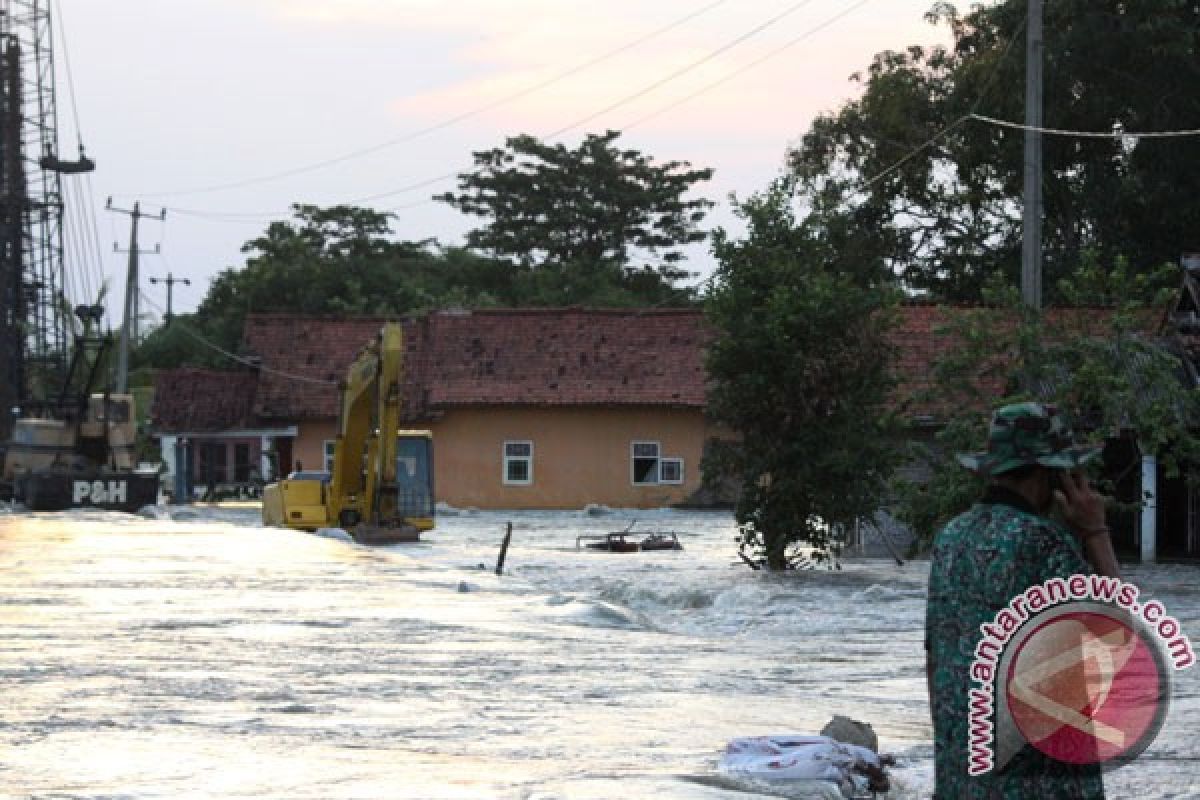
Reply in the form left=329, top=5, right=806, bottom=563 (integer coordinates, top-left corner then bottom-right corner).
left=1, top=506, right=1197, bottom=799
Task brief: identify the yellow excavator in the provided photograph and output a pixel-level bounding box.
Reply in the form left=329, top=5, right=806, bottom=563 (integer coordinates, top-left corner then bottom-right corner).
left=262, top=323, right=435, bottom=544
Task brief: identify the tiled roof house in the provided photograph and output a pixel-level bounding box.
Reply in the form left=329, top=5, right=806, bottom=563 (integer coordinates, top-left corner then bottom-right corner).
left=153, top=308, right=713, bottom=509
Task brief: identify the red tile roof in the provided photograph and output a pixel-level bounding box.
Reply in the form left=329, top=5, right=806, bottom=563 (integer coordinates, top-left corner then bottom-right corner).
left=150, top=368, right=258, bottom=432
left=152, top=304, right=1136, bottom=433
left=889, top=303, right=1129, bottom=420
left=239, top=309, right=709, bottom=423
left=242, top=314, right=409, bottom=420
left=418, top=308, right=709, bottom=408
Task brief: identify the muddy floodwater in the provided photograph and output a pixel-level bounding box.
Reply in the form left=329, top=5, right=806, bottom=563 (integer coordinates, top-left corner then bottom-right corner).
left=1, top=506, right=1197, bottom=798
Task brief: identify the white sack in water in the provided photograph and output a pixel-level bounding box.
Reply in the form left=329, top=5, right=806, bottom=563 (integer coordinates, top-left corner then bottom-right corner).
left=718, top=734, right=882, bottom=790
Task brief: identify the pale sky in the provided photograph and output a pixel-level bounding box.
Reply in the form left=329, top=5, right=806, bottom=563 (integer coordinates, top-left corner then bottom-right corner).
left=52, top=0, right=956, bottom=325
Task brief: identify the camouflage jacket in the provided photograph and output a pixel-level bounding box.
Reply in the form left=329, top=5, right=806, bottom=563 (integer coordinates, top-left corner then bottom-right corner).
left=925, top=487, right=1105, bottom=799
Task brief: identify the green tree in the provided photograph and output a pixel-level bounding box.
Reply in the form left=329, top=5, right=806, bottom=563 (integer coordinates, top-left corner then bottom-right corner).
left=704, top=181, right=901, bottom=570
left=436, top=130, right=713, bottom=304
left=134, top=204, right=509, bottom=369
left=790, top=0, right=1200, bottom=302
left=892, top=258, right=1200, bottom=549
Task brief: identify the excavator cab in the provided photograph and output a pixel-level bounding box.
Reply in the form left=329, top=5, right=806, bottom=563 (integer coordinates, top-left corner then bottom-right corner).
left=393, top=431, right=435, bottom=531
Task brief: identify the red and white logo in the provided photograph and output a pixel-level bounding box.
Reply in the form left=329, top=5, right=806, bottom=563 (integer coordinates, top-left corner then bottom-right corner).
left=1002, top=605, right=1170, bottom=769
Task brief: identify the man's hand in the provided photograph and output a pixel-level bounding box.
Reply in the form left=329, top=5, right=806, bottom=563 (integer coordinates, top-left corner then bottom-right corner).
left=1052, top=469, right=1108, bottom=537
left=1053, top=469, right=1121, bottom=578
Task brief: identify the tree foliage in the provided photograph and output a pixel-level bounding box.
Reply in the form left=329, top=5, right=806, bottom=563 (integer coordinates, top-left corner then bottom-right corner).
left=134, top=204, right=512, bottom=369
left=892, top=258, right=1200, bottom=549
left=790, top=0, right=1200, bottom=302
left=436, top=130, right=713, bottom=294
left=704, top=181, right=901, bottom=570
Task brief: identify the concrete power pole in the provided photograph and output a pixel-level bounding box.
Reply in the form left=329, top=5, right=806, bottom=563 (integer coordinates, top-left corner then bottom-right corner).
left=106, top=198, right=165, bottom=392
left=1021, top=0, right=1044, bottom=309
left=148, top=273, right=190, bottom=327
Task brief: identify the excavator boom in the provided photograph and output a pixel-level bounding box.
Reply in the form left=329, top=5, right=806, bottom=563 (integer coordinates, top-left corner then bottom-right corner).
left=262, top=323, right=434, bottom=542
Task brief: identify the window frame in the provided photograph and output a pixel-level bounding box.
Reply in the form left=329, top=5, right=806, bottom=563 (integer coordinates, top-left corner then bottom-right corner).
left=323, top=439, right=336, bottom=473
left=659, top=457, right=684, bottom=485
left=502, top=440, right=534, bottom=486
left=631, top=440, right=661, bottom=486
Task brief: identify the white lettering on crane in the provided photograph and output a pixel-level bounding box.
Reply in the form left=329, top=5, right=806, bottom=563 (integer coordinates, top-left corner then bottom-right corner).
left=71, top=479, right=129, bottom=505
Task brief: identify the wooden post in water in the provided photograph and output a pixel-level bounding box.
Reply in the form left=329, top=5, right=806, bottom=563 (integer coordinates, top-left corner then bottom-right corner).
left=495, top=522, right=513, bottom=575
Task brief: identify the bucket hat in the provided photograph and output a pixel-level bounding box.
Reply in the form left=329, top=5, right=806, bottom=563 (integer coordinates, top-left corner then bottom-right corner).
left=956, top=402, right=1101, bottom=476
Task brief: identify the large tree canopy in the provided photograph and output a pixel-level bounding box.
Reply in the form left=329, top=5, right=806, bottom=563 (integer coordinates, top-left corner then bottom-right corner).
left=790, top=0, right=1200, bottom=302
left=436, top=130, right=713, bottom=292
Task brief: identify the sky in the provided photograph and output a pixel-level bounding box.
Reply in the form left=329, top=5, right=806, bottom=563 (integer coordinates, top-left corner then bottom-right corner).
left=50, top=0, right=955, bottom=328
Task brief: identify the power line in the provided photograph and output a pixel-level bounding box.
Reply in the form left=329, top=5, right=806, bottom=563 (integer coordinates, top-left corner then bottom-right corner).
left=153, top=0, right=890, bottom=218
left=167, top=0, right=841, bottom=214
left=544, top=0, right=820, bottom=140
left=138, top=289, right=337, bottom=386
left=969, top=113, right=1200, bottom=139
left=123, top=0, right=733, bottom=200
left=622, top=0, right=875, bottom=132
left=859, top=18, right=1027, bottom=190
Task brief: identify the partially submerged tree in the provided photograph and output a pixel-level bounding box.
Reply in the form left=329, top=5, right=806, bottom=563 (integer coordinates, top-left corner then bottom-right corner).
left=436, top=130, right=713, bottom=305
left=704, top=181, right=901, bottom=570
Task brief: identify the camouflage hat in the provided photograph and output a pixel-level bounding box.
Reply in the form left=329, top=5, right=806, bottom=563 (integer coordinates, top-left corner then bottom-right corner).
left=957, top=402, right=1101, bottom=476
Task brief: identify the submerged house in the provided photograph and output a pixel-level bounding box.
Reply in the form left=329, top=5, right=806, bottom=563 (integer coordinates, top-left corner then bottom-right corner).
left=154, top=308, right=715, bottom=510
left=151, top=300, right=1200, bottom=560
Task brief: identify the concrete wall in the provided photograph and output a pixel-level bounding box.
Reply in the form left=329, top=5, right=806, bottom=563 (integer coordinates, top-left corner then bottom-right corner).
left=296, top=406, right=713, bottom=510
left=292, top=420, right=336, bottom=474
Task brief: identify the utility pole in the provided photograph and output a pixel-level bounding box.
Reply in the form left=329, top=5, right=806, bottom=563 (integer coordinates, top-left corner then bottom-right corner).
left=106, top=198, right=165, bottom=392
left=148, top=272, right=190, bottom=327
left=1021, top=0, right=1044, bottom=309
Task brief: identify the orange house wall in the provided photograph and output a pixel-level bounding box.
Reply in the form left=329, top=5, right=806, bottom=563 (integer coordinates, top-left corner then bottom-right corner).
left=426, top=406, right=710, bottom=510
left=292, top=420, right=336, bottom=474
left=293, top=407, right=712, bottom=509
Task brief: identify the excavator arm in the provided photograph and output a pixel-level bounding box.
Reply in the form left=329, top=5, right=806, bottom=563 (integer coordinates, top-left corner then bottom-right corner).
left=262, top=323, right=434, bottom=542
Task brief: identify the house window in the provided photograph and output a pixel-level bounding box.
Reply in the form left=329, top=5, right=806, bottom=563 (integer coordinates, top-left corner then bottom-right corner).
left=660, top=458, right=684, bottom=484
left=323, top=440, right=336, bottom=473
left=631, top=441, right=660, bottom=485
left=503, top=441, right=533, bottom=485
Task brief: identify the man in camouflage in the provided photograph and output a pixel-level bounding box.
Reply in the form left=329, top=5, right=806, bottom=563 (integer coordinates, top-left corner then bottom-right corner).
left=926, top=402, right=1121, bottom=798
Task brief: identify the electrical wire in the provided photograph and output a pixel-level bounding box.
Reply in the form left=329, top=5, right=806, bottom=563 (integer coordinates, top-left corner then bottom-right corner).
left=859, top=18, right=1028, bottom=190
left=123, top=0, right=733, bottom=199
left=155, top=0, right=892, bottom=215
left=622, top=0, right=875, bottom=131
left=968, top=113, right=1200, bottom=139
left=138, top=288, right=337, bottom=386
left=543, top=0, right=820, bottom=140
left=219, top=0, right=834, bottom=209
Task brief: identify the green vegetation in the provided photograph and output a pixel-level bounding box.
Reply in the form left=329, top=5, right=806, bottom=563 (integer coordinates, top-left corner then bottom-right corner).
left=436, top=130, right=712, bottom=299
left=136, top=133, right=713, bottom=369
left=790, top=0, right=1200, bottom=302
left=704, top=181, right=901, bottom=570
left=892, top=261, right=1200, bottom=550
